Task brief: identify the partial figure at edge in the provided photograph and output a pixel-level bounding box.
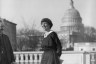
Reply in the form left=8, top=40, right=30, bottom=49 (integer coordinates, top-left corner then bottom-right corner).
left=0, top=21, right=15, bottom=64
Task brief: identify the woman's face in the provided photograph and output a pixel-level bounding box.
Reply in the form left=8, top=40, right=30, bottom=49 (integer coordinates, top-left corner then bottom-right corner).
left=41, top=22, right=50, bottom=31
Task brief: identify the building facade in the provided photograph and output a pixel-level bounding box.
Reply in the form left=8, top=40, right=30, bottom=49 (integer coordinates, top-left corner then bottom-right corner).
left=58, top=0, right=85, bottom=50
left=74, top=42, right=96, bottom=51
left=0, top=18, right=17, bottom=50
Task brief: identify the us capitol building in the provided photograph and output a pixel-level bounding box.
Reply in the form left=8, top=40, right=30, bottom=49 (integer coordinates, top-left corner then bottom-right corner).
left=57, top=0, right=96, bottom=51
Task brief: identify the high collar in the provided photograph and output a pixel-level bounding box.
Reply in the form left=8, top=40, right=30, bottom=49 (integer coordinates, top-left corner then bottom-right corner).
left=44, top=30, right=53, bottom=38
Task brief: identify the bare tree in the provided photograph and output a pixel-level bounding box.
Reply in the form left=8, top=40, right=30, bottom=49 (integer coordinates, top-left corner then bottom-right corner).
left=84, top=26, right=96, bottom=42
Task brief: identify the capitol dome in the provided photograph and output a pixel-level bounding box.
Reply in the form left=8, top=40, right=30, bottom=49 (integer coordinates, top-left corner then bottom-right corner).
left=63, top=8, right=81, bottom=20
left=59, top=0, right=85, bottom=50
left=61, top=0, right=84, bottom=33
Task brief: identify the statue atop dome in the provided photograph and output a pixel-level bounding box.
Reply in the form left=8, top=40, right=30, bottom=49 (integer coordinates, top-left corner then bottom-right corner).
left=70, top=0, right=74, bottom=9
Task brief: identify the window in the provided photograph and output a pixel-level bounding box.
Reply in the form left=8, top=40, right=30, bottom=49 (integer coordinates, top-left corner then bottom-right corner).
left=81, top=48, right=83, bottom=51
left=92, top=48, right=95, bottom=51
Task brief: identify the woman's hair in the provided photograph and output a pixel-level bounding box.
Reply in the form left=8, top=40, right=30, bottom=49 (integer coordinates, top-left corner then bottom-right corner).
left=41, top=18, right=53, bottom=28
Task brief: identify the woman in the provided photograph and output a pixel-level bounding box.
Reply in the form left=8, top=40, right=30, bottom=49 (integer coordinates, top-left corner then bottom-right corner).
left=40, top=18, right=62, bottom=64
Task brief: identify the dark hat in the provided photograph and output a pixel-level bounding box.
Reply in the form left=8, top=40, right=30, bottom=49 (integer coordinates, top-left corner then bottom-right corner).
left=41, top=18, right=53, bottom=28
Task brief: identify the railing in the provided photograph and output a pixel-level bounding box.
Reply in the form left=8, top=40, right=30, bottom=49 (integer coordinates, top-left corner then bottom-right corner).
left=14, top=51, right=96, bottom=64
left=14, top=51, right=43, bottom=64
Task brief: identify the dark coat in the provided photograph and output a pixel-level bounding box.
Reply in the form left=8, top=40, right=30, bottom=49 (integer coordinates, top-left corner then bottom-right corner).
left=0, top=34, right=15, bottom=64
left=41, top=31, right=62, bottom=64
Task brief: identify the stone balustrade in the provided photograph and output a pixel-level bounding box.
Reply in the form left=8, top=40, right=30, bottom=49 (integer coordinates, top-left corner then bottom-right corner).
left=14, top=51, right=43, bottom=64
left=14, top=51, right=96, bottom=64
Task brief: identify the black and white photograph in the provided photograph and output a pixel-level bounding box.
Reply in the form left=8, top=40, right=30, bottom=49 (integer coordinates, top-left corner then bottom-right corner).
left=0, top=0, right=96, bottom=64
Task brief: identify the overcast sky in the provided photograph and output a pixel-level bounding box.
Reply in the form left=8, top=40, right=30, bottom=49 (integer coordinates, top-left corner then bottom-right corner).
left=0, top=0, right=96, bottom=31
